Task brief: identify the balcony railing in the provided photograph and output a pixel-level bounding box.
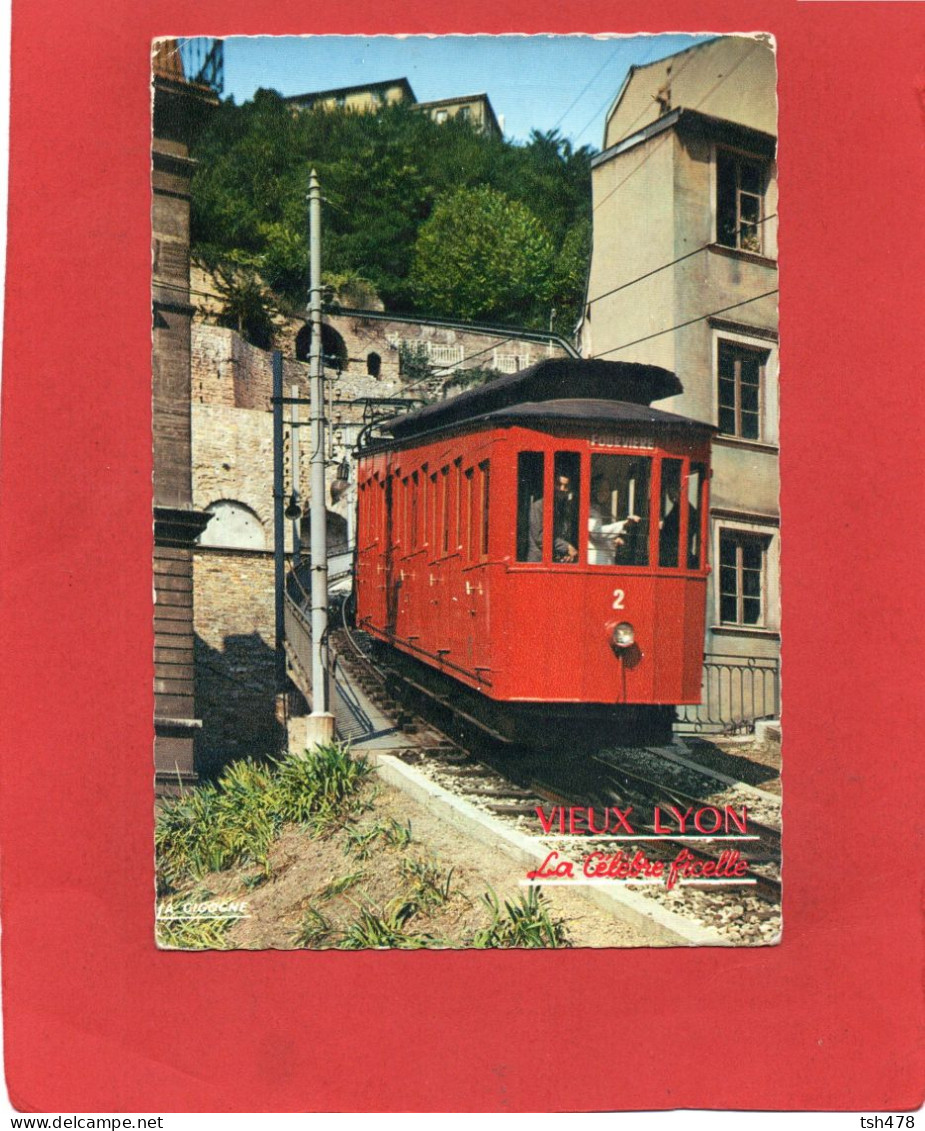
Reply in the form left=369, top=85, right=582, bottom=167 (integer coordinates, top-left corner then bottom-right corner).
left=676, top=653, right=780, bottom=735
left=177, top=38, right=224, bottom=95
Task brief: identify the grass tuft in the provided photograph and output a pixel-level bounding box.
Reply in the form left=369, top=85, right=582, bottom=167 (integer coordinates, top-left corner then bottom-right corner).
left=469, top=886, right=571, bottom=949
left=336, top=898, right=443, bottom=950
left=293, top=905, right=335, bottom=948
left=400, top=856, right=455, bottom=908
left=156, top=745, right=371, bottom=887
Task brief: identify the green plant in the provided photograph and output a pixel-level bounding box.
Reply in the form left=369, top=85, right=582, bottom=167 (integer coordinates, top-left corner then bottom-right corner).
left=320, top=871, right=365, bottom=899
left=155, top=746, right=371, bottom=888
left=155, top=905, right=234, bottom=950
left=344, top=818, right=412, bottom=860
left=398, top=341, right=433, bottom=385
left=274, top=744, right=372, bottom=828
left=337, top=899, right=441, bottom=950
left=154, top=760, right=279, bottom=887
left=293, top=905, right=335, bottom=948
left=401, top=856, right=455, bottom=908
left=469, top=887, right=570, bottom=949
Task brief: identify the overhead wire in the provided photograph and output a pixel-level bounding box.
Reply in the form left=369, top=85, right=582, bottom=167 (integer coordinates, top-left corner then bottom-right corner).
left=584, top=212, right=777, bottom=309
left=591, top=289, right=779, bottom=360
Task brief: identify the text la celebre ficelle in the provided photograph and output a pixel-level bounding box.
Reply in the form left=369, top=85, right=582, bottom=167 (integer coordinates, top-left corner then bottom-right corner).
left=527, top=805, right=752, bottom=888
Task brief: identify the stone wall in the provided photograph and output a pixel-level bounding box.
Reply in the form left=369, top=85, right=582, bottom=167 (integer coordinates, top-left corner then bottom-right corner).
left=193, top=548, right=285, bottom=774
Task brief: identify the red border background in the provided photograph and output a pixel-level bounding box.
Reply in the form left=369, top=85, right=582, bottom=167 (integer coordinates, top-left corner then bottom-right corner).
left=2, top=0, right=923, bottom=1113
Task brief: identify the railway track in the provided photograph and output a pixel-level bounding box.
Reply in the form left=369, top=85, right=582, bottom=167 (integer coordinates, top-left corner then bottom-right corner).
left=330, top=624, right=781, bottom=944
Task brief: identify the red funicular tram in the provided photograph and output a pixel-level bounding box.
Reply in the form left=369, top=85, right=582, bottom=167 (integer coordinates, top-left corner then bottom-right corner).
left=354, top=358, right=713, bottom=747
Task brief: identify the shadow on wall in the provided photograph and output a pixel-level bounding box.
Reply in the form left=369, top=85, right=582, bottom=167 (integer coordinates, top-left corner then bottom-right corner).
left=194, top=630, right=287, bottom=778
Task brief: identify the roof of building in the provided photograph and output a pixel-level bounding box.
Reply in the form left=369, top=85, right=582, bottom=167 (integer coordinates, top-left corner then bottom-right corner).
left=378, top=358, right=686, bottom=442
left=415, top=92, right=502, bottom=133
left=285, top=77, right=417, bottom=105
left=604, top=35, right=776, bottom=148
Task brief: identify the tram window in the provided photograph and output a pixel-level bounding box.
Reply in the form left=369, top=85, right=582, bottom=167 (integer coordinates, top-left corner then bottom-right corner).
left=479, top=461, right=490, bottom=558
left=429, top=473, right=438, bottom=549
left=659, top=459, right=684, bottom=567
left=410, top=472, right=419, bottom=551
left=687, top=464, right=705, bottom=569
left=465, top=468, right=475, bottom=559
left=440, top=467, right=450, bottom=555
left=517, top=452, right=544, bottom=562
left=552, top=452, right=581, bottom=564
left=420, top=465, right=429, bottom=546
left=454, top=459, right=463, bottom=550
left=588, top=454, right=651, bottom=566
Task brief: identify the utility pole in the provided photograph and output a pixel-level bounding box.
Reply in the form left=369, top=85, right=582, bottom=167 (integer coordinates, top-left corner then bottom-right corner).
left=272, top=350, right=286, bottom=691
left=305, top=168, right=334, bottom=745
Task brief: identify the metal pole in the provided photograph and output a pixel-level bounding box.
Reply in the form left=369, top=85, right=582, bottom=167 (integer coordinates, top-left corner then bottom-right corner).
left=272, top=350, right=286, bottom=690
left=308, top=169, right=332, bottom=727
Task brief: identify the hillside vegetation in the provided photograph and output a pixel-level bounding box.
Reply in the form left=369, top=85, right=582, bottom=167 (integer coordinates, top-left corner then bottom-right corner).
left=191, top=91, right=593, bottom=335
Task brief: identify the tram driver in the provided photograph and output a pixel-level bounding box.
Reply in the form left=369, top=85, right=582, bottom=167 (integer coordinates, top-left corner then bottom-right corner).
left=528, top=471, right=580, bottom=562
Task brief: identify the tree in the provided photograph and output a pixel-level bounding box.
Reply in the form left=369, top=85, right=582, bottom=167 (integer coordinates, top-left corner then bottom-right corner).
left=190, top=92, right=594, bottom=327
left=409, top=186, right=555, bottom=325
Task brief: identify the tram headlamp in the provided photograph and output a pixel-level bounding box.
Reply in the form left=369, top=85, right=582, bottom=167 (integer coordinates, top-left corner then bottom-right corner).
left=612, top=621, right=636, bottom=649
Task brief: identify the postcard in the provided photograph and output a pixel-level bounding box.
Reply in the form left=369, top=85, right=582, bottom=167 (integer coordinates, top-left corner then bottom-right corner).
left=3, top=1, right=921, bottom=1114
left=153, top=32, right=782, bottom=951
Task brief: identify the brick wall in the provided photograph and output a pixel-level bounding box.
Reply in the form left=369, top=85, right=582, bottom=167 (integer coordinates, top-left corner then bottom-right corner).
left=193, top=548, right=285, bottom=774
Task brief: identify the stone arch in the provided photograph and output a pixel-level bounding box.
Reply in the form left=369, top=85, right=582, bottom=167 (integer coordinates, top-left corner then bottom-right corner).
left=295, top=323, right=349, bottom=371
left=200, top=500, right=266, bottom=550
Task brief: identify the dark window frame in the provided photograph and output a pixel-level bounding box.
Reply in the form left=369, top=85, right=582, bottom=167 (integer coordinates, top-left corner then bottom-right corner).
left=717, top=339, right=768, bottom=441
left=716, top=149, right=767, bottom=255
left=718, top=530, right=769, bottom=627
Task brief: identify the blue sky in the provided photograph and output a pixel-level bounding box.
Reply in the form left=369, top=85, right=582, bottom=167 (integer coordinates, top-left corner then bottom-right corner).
left=220, top=35, right=714, bottom=148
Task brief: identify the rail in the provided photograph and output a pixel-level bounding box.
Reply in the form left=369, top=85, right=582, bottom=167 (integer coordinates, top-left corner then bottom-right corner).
left=675, top=653, right=780, bottom=735
left=283, top=550, right=378, bottom=741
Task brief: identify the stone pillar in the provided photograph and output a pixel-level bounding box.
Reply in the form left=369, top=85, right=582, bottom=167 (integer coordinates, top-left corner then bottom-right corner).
left=152, top=53, right=216, bottom=791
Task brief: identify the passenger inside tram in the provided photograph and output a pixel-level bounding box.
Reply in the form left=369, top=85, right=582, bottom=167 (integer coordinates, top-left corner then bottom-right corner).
left=588, top=474, right=641, bottom=564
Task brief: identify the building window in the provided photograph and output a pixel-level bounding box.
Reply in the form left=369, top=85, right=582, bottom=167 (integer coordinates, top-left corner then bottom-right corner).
left=716, top=150, right=766, bottom=254
left=366, top=351, right=381, bottom=378
left=719, top=531, right=767, bottom=626
left=459, top=106, right=471, bottom=121
left=718, top=341, right=767, bottom=440
left=435, top=109, right=448, bottom=123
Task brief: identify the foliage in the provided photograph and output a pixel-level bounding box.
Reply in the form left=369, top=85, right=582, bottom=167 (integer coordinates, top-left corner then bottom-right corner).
left=155, top=745, right=371, bottom=888
left=322, top=269, right=381, bottom=310
left=293, top=905, right=335, bottom=948
left=344, top=818, right=413, bottom=860
left=442, top=365, right=503, bottom=395
left=398, top=341, right=434, bottom=386
left=336, top=899, right=443, bottom=950
left=191, top=94, right=593, bottom=329
left=195, top=250, right=283, bottom=348
left=468, top=887, right=570, bottom=948
left=273, top=743, right=372, bottom=828
left=400, top=856, right=455, bottom=909
left=155, top=759, right=279, bottom=889
left=155, top=909, right=234, bottom=950
left=408, top=185, right=555, bottom=324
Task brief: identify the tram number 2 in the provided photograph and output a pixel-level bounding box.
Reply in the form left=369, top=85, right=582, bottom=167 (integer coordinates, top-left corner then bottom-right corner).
left=612, top=589, right=625, bottom=610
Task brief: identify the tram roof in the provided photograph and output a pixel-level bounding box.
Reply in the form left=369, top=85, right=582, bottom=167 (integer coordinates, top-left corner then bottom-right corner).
left=380, top=358, right=684, bottom=441
left=480, top=398, right=715, bottom=434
